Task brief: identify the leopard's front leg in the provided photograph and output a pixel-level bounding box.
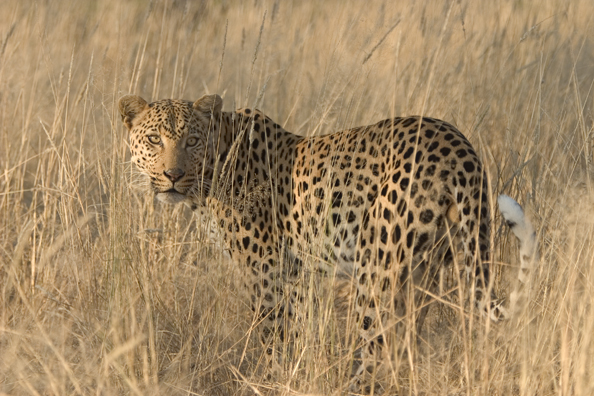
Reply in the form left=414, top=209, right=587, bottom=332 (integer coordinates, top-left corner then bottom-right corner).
left=212, top=202, right=301, bottom=380
left=246, top=246, right=300, bottom=375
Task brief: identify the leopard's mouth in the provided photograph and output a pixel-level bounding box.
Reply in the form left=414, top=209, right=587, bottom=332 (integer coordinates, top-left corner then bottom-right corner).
left=156, top=188, right=189, bottom=204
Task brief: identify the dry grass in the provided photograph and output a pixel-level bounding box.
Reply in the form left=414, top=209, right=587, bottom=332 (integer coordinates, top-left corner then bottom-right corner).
left=1, top=0, right=594, bottom=394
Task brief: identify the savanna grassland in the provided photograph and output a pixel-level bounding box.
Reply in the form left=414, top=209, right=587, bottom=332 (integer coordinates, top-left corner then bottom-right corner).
left=1, top=0, right=594, bottom=395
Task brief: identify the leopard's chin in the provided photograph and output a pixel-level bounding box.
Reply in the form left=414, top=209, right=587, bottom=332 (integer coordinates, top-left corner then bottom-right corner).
left=156, top=190, right=189, bottom=205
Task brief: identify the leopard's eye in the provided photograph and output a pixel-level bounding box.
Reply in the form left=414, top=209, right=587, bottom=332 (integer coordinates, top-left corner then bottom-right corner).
left=186, top=136, right=198, bottom=147
left=147, top=135, right=161, bottom=145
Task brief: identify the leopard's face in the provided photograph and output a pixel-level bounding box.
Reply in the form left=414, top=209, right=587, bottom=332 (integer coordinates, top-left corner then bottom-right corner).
left=119, top=95, right=223, bottom=206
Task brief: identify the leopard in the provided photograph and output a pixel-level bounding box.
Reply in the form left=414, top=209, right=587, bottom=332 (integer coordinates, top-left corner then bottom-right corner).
left=119, top=93, right=525, bottom=393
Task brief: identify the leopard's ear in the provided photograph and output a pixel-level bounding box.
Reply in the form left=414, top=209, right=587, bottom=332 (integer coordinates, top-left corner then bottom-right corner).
left=119, top=95, right=148, bottom=130
left=193, top=94, right=223, bottom=118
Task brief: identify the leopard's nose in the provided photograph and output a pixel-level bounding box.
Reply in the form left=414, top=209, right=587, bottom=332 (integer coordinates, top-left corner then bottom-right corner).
left=164, top=168, right=185, bottom=183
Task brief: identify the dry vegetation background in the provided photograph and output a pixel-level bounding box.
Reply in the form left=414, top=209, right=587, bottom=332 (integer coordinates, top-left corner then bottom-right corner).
left=1, top=0, right=594, bottom=395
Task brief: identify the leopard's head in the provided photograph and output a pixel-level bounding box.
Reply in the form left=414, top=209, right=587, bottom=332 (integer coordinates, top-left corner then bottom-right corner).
left=118, top=94, right=222, bottom=206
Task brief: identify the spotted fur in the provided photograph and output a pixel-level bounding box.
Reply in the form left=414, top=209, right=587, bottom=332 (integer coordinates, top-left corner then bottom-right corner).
left=119, top=94, right=507, bottom=392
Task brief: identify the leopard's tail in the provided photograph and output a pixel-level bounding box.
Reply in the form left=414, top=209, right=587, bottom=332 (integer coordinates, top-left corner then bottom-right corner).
left=497, top=194, right=538, bottom=317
